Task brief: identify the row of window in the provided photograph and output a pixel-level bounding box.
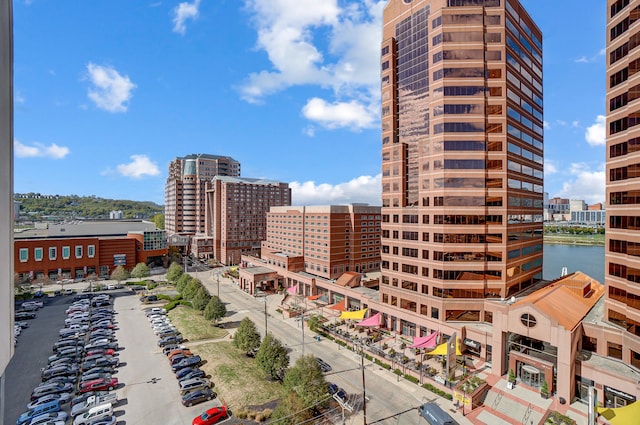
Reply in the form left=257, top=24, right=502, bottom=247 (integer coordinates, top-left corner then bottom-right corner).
left=609, top=262, right=640, bottom=283
left=610, top=29, right=640, bottom=66
left=610, top=191, right=640, bottom=205
left=19, top=245, right=95, bottom=263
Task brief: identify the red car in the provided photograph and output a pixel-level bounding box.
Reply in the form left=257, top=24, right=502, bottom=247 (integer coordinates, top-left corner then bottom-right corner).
left=79, top=377, right=118, bottom=393
left=192, top=406, right=229, bottom=425
left=86, top=348, right=116, bottom=357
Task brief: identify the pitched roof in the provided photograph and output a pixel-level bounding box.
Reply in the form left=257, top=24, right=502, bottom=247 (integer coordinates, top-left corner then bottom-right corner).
left=513, top=271, right=604, bottom=331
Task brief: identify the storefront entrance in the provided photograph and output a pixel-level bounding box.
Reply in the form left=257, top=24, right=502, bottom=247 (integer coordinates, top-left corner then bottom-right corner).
left=519, top=363, right=542, bottom=388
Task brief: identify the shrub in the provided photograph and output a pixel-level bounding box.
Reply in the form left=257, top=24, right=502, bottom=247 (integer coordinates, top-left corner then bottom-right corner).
left=405, top=374, right=419, bottom=384
left=382, top=363, right=391, bottom=370
left=164, top=300, right=191, bottom=311
left=394, top=368, right=402, bottom=376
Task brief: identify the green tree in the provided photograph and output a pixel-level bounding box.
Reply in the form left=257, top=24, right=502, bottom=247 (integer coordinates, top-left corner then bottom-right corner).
left=256, top=332, right=289, bottom=380
left=204, top=296, right=227, bottom=324
left=176, top=273, right=192, bottom=294
left=152, top=213, right=165, bottom=229
left=232, top=317, right=261, bottom=356
left=183, top=278, right=204, bottom=301
left=282, top=355, right=327, bottom=408
left=131, top=262, right=150, bottom=281
left=166, top=262, right=183, bottom=283
left=110, top=265, right=129, bottom=284
left=270, top=392, right=312, bottom=425
left=192, top=287, right=211, bottom=311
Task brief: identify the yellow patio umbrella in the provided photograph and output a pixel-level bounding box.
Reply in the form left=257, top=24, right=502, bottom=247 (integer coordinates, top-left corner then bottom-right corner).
left=339, top=308, right=368, bottom=320
left=597, top=400, right=640, bottom=424
left=426, top=339, right=462, bottom=356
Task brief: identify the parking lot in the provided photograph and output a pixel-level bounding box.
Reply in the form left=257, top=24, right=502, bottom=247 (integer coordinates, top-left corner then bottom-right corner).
left=4, top=288, right=226, bottom=425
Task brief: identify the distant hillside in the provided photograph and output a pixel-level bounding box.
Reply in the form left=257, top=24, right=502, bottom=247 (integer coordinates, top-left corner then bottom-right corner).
left=14, top=193, right=164, bottom=220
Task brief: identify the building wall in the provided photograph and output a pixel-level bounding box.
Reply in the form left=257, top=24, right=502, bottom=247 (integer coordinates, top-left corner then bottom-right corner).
left=165, top=154, right=240, bottom=236
left=379, top=0, right=543, bottom=341
left=207, top=177, right=291, bottom=265
left=605, top=0, right=640, bottom=371
left=263, top=205, right=381, bottom=280
left=14, top=238, right=100, bottom=279
left=0, top=0, right=13, bottom=376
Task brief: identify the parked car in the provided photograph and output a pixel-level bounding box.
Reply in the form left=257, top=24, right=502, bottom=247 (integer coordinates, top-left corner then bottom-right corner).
left=72, top=403, right=113, bottom=425
left=27, top=393, right=71, bottom=410
left=181, top=387, right=217, bottom=407
left=315, top=357, right=332, bottom=372
left=175, top=367, right=200, bottom=380
left=41, top=364, right=79, bottom=381
left=158, top=335, right=184, bottom=347
left=171, top=355, right=202, bottom=372
left=15, top=312, right=36, bottom=320
left=192, top=406, right=230, bottom=425
left=178, top=369, right=207, bottom=384
left=82, top=416, right=116, bottom=425
left=162, top=344, right=185, bottom=355
left=30, top=383, right=73, bottom=400
left=178, top=378, right=212, bottom=395
left=168, top=349, right=192, bottom=361
left=22, top=411, right=68, bottom=425
left=16, top=400, right=61, bottom=425
left=79, top=378, right=118, bottom=393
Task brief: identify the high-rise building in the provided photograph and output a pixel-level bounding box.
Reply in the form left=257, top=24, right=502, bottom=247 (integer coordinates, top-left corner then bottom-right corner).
left=605, top=0, right=640, bottom=371
left=0, top=0, right=13, bottom=377
left=164, top=154, right=240, bottom=236
left=262, top=204, right=381, bottom=280
left=380, top=0, right=543, bottom=333
left=205, top=176, right=291, bottom=265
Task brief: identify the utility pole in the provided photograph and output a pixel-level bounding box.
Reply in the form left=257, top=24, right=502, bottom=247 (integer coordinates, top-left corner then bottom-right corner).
left=361, top=344, right=367, bottom=425
left=264, top=295, right=268, bottom=336
left=216, top=272, right=220, bottom=298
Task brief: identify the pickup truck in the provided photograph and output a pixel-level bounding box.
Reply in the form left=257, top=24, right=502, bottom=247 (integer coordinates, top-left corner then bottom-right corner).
left=71, top=393, right=117, bottom=417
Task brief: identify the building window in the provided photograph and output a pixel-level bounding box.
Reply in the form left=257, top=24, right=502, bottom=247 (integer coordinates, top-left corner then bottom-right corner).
left=49, top=247, right=57, bottom=260
left=88, top=245, right=95, bottom=258
left=75, top=246, right=83, bottom=259
left=62, top=246, right=70, bottom=260
left=608, top=342, right=623, bottom=360
left=431, top=307, right=439, bottom=320
left=34, top=248, right=43, bottom=262
left=19, top=248, right=28, bottom=262
left=520, top=313, right=537, bottom=327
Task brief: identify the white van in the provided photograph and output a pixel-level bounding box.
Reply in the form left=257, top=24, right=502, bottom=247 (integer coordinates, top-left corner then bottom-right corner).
left=72, top=403, right=113, bottom=425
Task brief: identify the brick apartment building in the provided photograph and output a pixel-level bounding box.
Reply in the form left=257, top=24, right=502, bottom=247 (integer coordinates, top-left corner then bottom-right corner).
left=205, top=176, right=291, bottom=265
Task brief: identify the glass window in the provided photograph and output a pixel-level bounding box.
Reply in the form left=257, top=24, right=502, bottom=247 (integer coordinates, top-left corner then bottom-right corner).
left=62, top=246, right=70, bottom=259
left=19, top=248, right=28, bottom=262
left=75, top=245, right=83, bottom=259
left=34, top=247, right=43, bottom=261
left=49, top=247, right=57, bottom=260
left=88, top=245, right=95, bottom=258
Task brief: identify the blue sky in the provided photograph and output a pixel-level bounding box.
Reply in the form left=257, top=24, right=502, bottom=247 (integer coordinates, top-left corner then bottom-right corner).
left=13, top=0, right=606, bottom=206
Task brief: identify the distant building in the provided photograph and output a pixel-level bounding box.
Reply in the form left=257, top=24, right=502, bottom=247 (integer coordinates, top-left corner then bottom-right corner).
left=545, top=196, right=570, bottom=221
left=205, top=176, right=290, bottom=265
left=14, top=220, right=167, bottom=281
left=109, top=210, right=124, bottom=220
left=164, top=153, right=241, bottom=237
left=571, top=202, right=606, bottom=226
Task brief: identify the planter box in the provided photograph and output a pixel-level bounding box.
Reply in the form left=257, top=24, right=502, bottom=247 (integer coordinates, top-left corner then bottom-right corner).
left=507, top=381, right=515, bottom=389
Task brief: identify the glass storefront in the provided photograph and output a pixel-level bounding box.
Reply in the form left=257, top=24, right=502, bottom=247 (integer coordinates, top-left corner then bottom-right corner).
left=574, top=376, right=593, bottom=403
left=518, top=363, right=542, bottom=388
left=604, top=385, right=636, bottom=408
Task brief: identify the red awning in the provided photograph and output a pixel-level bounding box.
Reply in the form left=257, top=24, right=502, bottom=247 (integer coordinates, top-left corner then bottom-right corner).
left=409, top=332, right=439, bottom=349
left=356, top=312, right=381, bottom=327
left=306, top=295, right=321, bottom=301
left=328, top=299, right=347, bottom=311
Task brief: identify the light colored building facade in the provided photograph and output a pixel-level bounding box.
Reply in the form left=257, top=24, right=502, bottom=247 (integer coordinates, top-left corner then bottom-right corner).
left=0, top=0, right=13, bottom=377
left=379, top=0, right=543, bottom=345
left=205, top=176, right=290, bottom=265
left=164, top=154, right=240, bottom=237
left=603, top=0, right=640, bottom=406
left=545, top=196, right=570, bottom=222
left=261, top=204, right=381, bottom=281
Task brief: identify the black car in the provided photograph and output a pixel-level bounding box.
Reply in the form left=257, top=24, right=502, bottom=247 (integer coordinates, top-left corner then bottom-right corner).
left=177, top=368, right=206, bottom=383
left=181, top=387, right=217, bottom=407
left=81, top=357, right=119, bottom=371
left=158, top=335, right=184, bottom=347
left=171, top=355, right=202, bottom=371
left=175, top=367, right=198, bottom=379
left=316, top=358, right=332, bottom=373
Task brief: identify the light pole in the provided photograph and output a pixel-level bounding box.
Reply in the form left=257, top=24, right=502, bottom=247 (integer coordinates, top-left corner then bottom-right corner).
left=264, top=295, right=268, bottom=336
left=355, top=341, right=367, bottom=425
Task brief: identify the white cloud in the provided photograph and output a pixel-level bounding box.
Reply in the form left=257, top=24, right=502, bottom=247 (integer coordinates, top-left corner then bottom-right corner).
left=14, top=140, right=70, bottom=159
left=571, top=120, right=580, bottom=128
left=302, top=97, right=376, bottom=130
left=86, top=63, right=136, bottom=113
left=241, top=0, right=385, bottom=130
left=543, top=120, right=550, bottom=130
left=115, top=154, right=160, bottom=179
left=575, top=56, right=589, bottom=63
left=172, top=0, right=201, bottom=35
left=557, top=162, right=605, bottom=205
left=585, top=115, right=606, bottom=146
left=15, top=92, right=25, bottom=105
left=544, top=160, right=558, bottom=176
left=290, top=174, right=381, bottom=205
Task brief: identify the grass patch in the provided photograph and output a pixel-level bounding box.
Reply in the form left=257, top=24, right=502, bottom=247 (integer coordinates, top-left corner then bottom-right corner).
left=195, top=341, right=286, bottom=408
left=168, top=305, right=228, bottom=341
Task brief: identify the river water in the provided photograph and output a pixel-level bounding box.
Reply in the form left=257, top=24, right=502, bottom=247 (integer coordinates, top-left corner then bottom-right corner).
left=543, top=244, right=605, bottom=283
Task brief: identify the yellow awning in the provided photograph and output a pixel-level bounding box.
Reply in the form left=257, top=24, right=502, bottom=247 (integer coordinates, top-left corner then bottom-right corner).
left=339, top=308, right=368, bottom=320
left=426, top=339, right=462, bottom=356
left=597, top=400, right=640, bottom=424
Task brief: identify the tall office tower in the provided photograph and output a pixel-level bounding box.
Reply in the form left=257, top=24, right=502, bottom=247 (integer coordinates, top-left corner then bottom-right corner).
left=262, top=204, right=381, bottom=280
left=380, top=0, right=543, bottom=334
left=164, top=154, right=240, bottom=236
left=0, top=0, right=13, bottom=377
left=205, top=176, right=291, bottom=266
left=606, top=0, right=640, bottom=369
